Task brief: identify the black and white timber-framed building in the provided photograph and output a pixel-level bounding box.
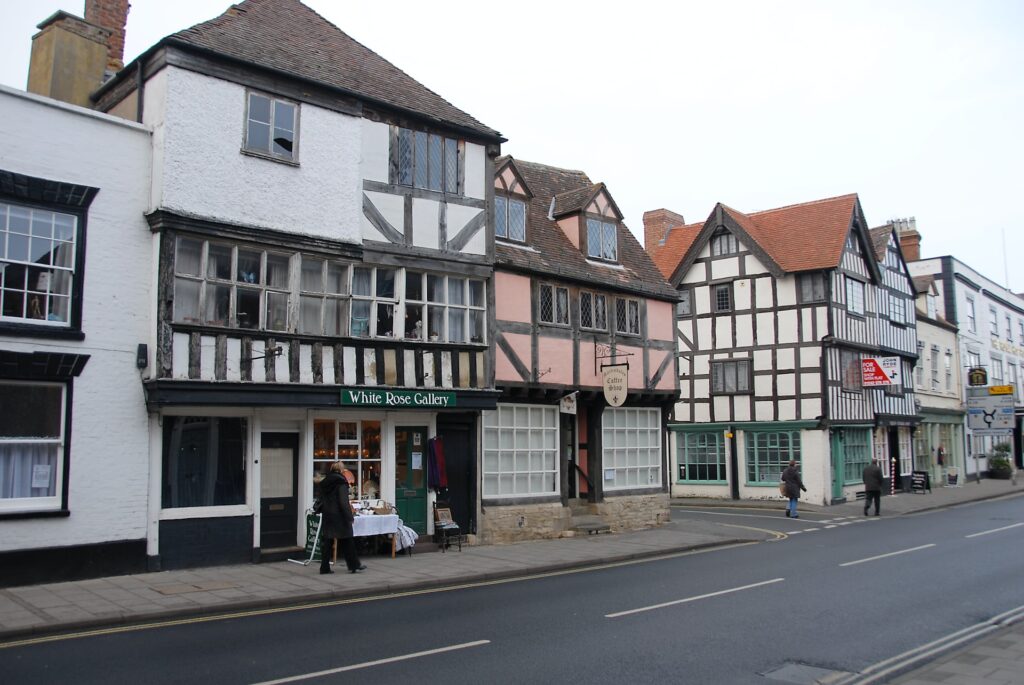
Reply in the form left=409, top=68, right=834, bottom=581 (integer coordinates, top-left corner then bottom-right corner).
left=644, top=194, right=920, bottom=505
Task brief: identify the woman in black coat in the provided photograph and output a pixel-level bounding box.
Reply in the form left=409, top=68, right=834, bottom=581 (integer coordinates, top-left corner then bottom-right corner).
left=319, top=462, right=366, bottom=574
left=781, top=459, right=807, bottom=519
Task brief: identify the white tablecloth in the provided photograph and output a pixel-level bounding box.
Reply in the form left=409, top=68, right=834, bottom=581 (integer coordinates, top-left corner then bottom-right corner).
left=352, top=514, right=399, bottom=537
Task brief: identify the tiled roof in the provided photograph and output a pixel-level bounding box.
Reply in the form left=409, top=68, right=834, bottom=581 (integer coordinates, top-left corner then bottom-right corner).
left=166, top=0, right=501, bottom=139
left=652, top=221, right=703, bottom=279
left=868, top=226, right=892, bottom=260
left=495, top=157, right=677, bottom=300
left=552, top=184, right=601, bottom=217
left=650, top=194, right=861, bottom=281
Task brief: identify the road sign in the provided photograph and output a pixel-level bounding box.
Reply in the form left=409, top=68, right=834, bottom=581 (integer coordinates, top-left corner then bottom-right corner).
left=862, top=356, right=901, bottom=386
left=967, top=392, right=1014, bottom=433
left=989, top=385, right=1014, bottom=395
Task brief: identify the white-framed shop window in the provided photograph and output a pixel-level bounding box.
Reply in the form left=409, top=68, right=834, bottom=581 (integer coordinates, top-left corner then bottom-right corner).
left=602, top=407, right=661, bottom=490
left=482, top=404, right=558, bottom=498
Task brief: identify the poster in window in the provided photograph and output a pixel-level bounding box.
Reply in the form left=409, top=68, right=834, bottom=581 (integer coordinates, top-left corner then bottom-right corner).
left=31, top=464, right=52, bottom=489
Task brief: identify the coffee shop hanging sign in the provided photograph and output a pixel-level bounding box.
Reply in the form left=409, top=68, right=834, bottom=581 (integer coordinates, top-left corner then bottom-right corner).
left=602, top=364, right=629, bottom=408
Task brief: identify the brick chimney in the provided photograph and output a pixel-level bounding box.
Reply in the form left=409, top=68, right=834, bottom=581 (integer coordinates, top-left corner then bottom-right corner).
left=84, top=0, right=131, bottom=75
left=642, top=208, right=687, bottom=250
left=894, top=217, right=921, bottom=262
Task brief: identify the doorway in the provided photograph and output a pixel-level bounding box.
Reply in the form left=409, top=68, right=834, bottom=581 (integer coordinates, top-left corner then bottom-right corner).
left=395, top=426, right=428, bottom=534
left=437, top=415, right=476, bottom=534
left=260, top=433, right=298, bottom=549
left=830, top=432, right=846, bottom=503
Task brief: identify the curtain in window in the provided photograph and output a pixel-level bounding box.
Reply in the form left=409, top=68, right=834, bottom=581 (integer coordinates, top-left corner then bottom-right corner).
left=0, top=443, right=58, bottom=499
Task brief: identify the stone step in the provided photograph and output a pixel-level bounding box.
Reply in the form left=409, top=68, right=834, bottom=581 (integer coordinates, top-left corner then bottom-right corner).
left=570, top=514, right=611, bottom=535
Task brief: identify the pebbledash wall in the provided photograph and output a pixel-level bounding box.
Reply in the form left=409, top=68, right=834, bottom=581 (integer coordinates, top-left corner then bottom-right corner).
left=148, top=67, right=363, bottom=240
left=0, top=85, right=153, bottom=584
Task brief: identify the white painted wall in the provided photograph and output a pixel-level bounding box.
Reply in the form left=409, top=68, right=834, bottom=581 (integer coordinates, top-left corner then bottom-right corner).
left=147, top=67, right=362, bottom=244
left=0, top=86, right=153, bottom=550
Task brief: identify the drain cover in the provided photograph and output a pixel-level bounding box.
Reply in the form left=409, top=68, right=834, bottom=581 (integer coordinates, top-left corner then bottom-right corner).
left=762, top=662, right=851, bottom=684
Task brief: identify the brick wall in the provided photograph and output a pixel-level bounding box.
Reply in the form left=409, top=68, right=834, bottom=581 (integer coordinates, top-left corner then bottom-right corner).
left=642, top=208, right=687, bottom=250
left=84, top=0, right=130, bottom=72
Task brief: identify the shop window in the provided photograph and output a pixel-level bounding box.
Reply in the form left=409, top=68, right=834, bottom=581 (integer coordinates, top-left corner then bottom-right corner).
left=0, top=381, right=66, bottom=513
left=746, top=431, right=800, bottom=484
left=841, top=428, right=872, bottom=484
left=603, top=408, right=661, bottom=490
left=678, top=431, right=726, bottom=483
left=482, top=405, right=558, bottom=497
left=313, top=419, right=381, bottom=500
left=161, top=417, right=247, bottom=508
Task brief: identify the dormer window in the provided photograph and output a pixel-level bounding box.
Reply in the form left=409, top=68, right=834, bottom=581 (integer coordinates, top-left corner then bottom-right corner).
left=495, top=196, right=526, bottom=242
left=711, top=230, right=738, bottom=256
left=586, top=218, right=617, bottom=261
left=396, top=127, right=460, bottom=194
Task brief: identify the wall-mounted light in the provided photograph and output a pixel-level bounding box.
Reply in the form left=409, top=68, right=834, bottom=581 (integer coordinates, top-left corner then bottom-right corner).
left=136, top=343, right=148, bottom=369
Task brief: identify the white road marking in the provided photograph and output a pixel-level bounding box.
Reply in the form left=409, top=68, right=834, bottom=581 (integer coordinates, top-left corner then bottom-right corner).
left=251, top=640, right=491, bottom=684
left=839, top=544, right=936, bottom=567
left=965, top=522, right=1024, bottom=538
left=802, top=528, right=820, bottom=532
left=605, top=578, right=784, bottom=618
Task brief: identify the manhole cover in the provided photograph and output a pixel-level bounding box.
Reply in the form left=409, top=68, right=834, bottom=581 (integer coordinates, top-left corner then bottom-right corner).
left=762, top=662, right=851, bottom=684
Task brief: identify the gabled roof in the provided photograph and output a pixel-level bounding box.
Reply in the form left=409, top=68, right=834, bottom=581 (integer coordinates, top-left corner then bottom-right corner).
left=552, top=184, right=602, bottom=217
left=119, top=0, right=502, bottom=140
left=494, top=157, right=677, bottom=301
left=912, top=274, right=936, bottom=296
left=656, top=193, right=877, bottom=284
left=651, top=221, right=702, bottom=279
left=868, top=226, right=893, bottom=260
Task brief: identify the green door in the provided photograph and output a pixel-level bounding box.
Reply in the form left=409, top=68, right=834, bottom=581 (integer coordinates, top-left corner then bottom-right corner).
left=831, top=432, right=845, bottom=502
left=395, top=426, right=428, bottom=534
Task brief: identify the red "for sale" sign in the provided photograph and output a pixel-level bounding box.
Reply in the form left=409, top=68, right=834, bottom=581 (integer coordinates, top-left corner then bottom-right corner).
left=861, top=356, right=901, bottom=386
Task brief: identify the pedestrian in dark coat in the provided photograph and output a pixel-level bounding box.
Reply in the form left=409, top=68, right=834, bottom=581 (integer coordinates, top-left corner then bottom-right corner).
left=862, top=458, right=884, bottom=516
left=318, top=462, right=366, bottom=574
left=781, top=460, right=807, bottom=519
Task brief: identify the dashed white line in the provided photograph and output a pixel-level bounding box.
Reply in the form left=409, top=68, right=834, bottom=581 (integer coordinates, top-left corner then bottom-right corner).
left=839, top=544, right=936, bottom=567
left=251, top=640, right=491, bottom=684
left=605, top=578, right=785, bottom=618
left=965, top=522, right=1024, bottom=538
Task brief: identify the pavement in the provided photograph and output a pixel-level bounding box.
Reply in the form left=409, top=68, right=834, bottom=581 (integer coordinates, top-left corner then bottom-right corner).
left=2, top=477, right=1023, bottom=684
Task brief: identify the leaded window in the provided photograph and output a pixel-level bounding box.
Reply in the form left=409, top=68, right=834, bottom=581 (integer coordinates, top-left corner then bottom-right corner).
left=713, top=284, right=732, bottom=313
left=580, top=291, right=607, bottom=330
left=603, top=408, right=661, bottom=490
left=539, top=284, right=569, bottom=326
left=798, top=273, right=826, bottom=303
left=495, top=196, right=526, bottom=242
left=615, top=298, right=640, bottom=335
left=245, top=92, right=297, bottom=161
left=586, top=218, right=617, bottom=261
left=677, top=289, right=692, bottom=317
left=746, top=431, right=801, bottom=484
left=678, top=431, right=726, bottom=482
left=711, top=359, right=751, bottom=394
left=711, top=230, right=738, bottom=256
left=846, top=278, right=865, bottom=315
left=396, top=127, right=459, bottom=193
left=841, top=349, right=862, bottom=392
left=482, top=405, right=558, bottom=497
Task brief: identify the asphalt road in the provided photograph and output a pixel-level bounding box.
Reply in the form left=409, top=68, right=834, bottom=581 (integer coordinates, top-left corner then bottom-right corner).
left=2, top=497, right=1023, bottom=684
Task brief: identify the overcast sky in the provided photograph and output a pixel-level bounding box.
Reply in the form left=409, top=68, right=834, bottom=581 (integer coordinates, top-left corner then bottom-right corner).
left=2, top=1, right=1022, bottom=291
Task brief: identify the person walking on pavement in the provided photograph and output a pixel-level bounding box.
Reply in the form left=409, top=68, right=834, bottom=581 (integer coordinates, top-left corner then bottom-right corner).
left=863, top=458, right=884, bottom=516
left=318, top=461, right=366, bottom=575
left=781, top=459, right=807, bottom=518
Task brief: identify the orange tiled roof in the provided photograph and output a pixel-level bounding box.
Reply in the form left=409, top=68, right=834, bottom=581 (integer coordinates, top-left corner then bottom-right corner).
left=652, top=221, right=703, bottom=279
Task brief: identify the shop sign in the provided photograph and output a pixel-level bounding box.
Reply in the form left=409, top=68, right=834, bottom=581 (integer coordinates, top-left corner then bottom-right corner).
left=559, top=392, right=578, bottom=415
left=602, top=364, right=628, bottom=407
left=340, top=389, right=456, bottom=408
left=861, top=356, right=901, bottom=386
left=989, top=385, right=1014, bottom=395
left=967, top=367, right=988, bottom=386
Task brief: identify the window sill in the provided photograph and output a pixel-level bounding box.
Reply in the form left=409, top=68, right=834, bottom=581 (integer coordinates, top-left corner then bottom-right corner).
left=0, top=323, right=84, bottom=341
left=159, top=505, right=252, bottom=520
left=0, top=508, right=70, bottom=521
left=676, top=480, right=728, bottom=485
left=240, top=148, right=300, bottom=167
